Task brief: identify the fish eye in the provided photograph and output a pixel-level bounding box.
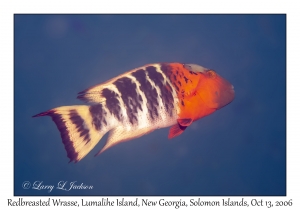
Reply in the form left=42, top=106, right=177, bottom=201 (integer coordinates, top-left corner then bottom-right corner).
left=207, top=70, right=216, bottom=78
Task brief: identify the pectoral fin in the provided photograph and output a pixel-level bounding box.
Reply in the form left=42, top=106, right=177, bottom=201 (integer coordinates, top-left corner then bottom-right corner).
left=177, top=118, right=193, bottom=127
left=168, top=123, right=187, bottom=139
left=168, top=118, right=193, bottom=139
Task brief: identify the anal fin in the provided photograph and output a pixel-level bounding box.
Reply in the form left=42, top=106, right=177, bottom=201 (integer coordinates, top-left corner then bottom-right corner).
left=95, top=126, right=154, bottom=155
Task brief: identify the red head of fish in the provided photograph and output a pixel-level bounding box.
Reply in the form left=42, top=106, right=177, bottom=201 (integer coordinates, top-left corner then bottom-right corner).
left=166, top=63, right=235, bottom=122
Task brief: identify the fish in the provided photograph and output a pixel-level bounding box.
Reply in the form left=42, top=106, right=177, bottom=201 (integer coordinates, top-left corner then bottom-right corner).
left=33, top=63, right=235, bottom=163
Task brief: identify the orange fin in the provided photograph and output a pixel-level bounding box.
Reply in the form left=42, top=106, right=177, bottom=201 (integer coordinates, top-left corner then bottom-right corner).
left=177, top=118, right=193, bottom=127
left=168, top=123, right=187, bottom=139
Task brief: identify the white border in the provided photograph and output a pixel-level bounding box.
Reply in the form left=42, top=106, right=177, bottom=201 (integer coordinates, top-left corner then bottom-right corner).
left=1, top=0, right=298, bottom=209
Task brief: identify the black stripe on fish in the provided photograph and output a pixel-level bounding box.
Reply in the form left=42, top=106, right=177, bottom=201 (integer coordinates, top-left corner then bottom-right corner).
left=69, top=109, right=90, bottom=144
left=102, top=88, right=121, bottom=120
left=131, top=69, right=159, bottom=120
left=160, top=63, right=172, bottom=75
left=113, top=77, right=141, bottom=124
left=146, top=66, right=174, bottom=117
left=89, top=104, right=107, bottom=130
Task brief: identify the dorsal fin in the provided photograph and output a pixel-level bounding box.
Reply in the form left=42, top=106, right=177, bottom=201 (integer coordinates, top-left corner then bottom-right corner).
left=77, top=83, right=107, bottom=103
left=77, top=65, right=146, bottom=104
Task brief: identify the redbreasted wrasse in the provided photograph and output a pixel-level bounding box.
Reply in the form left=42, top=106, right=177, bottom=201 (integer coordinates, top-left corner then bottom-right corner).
left=33, top=63, right=234, bottom=163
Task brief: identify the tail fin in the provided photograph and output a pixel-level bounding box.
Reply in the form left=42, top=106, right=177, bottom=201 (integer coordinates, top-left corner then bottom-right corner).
left=33, top=105, right=106, bottom=163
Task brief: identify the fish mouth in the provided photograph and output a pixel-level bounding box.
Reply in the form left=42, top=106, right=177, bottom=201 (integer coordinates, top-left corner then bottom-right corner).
left=199, top=87, right=234, bottom=110
left=197, top=74, right=235, bottom=110
left=210, top=82, right=235, bottom=109
left=218, top=85, right=235, bottom=109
